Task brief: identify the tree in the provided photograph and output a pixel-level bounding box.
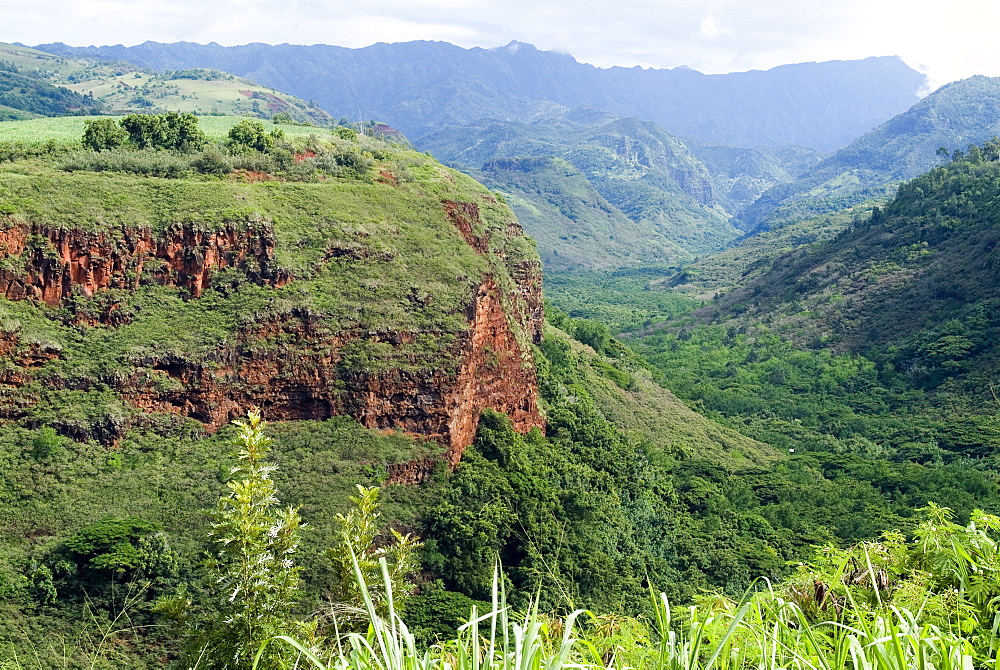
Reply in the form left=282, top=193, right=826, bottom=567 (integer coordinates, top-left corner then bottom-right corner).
left=120, top=111, right=206, bottom=151
left=228, top=118, right=280, bottom=153
left=82, top=118, right=128, bottom=151
left=191, top=408, right=309, bottom=669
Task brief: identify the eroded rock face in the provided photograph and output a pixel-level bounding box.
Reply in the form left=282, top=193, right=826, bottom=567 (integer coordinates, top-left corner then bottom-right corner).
left=0, top=203, right=545, bottom=464
left=0, top=220, right=288, bottom=307
left=118, top=280, right=542, bottom=464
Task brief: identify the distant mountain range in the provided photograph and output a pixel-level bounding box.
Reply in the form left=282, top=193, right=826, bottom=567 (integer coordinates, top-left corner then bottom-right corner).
left=34, top=41, right=925, bottom=152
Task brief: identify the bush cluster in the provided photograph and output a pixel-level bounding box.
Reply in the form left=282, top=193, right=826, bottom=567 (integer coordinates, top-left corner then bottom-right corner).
left=83, top=112, right=207, bottom=152
left=72, top=114, right=388, bottom=181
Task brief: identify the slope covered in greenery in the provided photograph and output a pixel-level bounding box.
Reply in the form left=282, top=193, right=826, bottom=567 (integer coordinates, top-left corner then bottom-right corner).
left=741, top=75, right=1000, bottom=233
left=652, top=203, right=879, bottom=298
left=0, top=62, right=103, bottom=118
left=606, top=146, right=1000, bottom=566
left=474, top=156, right=688, bottom=270
left=706, top=144, right=1000, bottom=392
left=0, top=42, right=331, bottom=124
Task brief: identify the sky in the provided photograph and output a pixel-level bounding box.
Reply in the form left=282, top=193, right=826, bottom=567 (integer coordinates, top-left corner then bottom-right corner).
left=6, top=0, right=1000, bottom=92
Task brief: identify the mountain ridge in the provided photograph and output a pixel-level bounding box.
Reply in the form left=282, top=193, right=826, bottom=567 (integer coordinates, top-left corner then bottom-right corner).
left=740, top=75, right=1000, bottom=232
left=33, top=40, right=925, bottom=152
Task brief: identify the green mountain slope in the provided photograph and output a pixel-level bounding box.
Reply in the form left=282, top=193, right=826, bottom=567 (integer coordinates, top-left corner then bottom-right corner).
left=703, top=147, right=1000, bottom=399
left=741, top=76, right=1000, bottom=233
left=476, top=156, right=687, bottom=270
left=652, top=203, right=876, bottom=298
left=0, top=42, right=331, bottom=124
left=0, top=62, right=102, bottom=117
left=423, top=112, right=741, bottom=268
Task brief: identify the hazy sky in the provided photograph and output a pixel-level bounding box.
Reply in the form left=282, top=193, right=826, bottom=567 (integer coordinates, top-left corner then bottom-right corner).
left=7, top=0, right=1000, bottom=91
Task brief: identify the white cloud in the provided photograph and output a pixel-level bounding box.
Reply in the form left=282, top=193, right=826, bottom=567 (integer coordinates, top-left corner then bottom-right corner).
left=696, top=13, right=731, bottom=40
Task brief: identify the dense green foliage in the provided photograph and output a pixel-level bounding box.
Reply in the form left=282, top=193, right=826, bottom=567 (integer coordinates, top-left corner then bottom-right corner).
left=706, top=144, right=1000, bottom=400
left=0, top=67, right=103, bottom=117
left=280, top=506, right=1000, bottom=669
left=227, top=118, right=282, bottom=153
left=119, top=112, right=207, bottom=151
left=543, top=268, right=698, bottom=331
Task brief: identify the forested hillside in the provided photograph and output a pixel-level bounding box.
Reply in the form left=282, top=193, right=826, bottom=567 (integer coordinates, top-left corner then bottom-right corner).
left=0, top=62, right=103, bottom=119
left=704, top=141, right=1000, bottom=400
left=741, top=75, right=1000, bottom=232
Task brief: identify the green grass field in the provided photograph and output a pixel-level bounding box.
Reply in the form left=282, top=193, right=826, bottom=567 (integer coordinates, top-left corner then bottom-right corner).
left=0, top=115, right=340, bottom=145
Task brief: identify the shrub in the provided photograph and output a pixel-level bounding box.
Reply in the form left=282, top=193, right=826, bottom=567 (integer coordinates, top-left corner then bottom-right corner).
left=61, top=148, right=192, bottom=178
left=189, top=408, right=310, bottom=669
left=229, top=149, right=280, bottom=174
left=191, top=147, right=233, bottom=176
left=319, top=485, right=421, bottom=632
left=227, top=118, right=278, bottom=153
left=333, top=126, right=358, bottom=141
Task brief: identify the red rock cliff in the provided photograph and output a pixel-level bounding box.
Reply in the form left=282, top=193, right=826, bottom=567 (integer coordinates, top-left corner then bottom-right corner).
left=0, top=203, right=545, bottom=465
left=0, top=220, right=288, bottom=306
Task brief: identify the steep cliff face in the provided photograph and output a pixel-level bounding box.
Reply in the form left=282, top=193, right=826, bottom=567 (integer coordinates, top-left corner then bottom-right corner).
left=0, top=164, right=545, bottom=464
left=0, top=220, right=288, bottom=307
left=113, top=274, right=542, bottom=464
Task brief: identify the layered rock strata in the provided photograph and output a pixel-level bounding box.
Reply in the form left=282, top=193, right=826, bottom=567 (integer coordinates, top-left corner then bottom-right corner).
left=0, top=199, right=544, bottom=464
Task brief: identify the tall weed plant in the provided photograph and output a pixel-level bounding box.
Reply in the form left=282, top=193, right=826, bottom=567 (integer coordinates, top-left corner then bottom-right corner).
left=257, top=553, right=984, bottom=670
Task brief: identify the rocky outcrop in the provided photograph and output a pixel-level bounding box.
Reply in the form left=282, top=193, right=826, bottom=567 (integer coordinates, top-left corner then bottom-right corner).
left=0, top=200, right=545, bottom=464
left=0, top=218, right=289, bottom=307
left=116, top=272, right=542, bottom=464
left=443, top=200, right=489, bottom=253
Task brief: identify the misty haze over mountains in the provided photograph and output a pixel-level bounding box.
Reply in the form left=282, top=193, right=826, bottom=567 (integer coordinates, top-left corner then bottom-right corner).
left=35, top=40, right=926, bottom=152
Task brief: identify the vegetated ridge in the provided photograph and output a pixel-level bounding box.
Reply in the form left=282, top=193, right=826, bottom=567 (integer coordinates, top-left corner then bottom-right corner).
left=0, top=121, right=542, bottom=466
left=0, top=54, right=103, bottom=120
left=0, top=42, right=332, bottom=125
left=740, top=75, right=1000, bottom=233
left=700, top=142, right=1000, bottom=403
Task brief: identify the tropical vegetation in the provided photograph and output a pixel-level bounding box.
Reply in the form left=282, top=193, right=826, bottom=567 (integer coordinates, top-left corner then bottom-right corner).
left=2, top=95, right=1000, bottom=670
